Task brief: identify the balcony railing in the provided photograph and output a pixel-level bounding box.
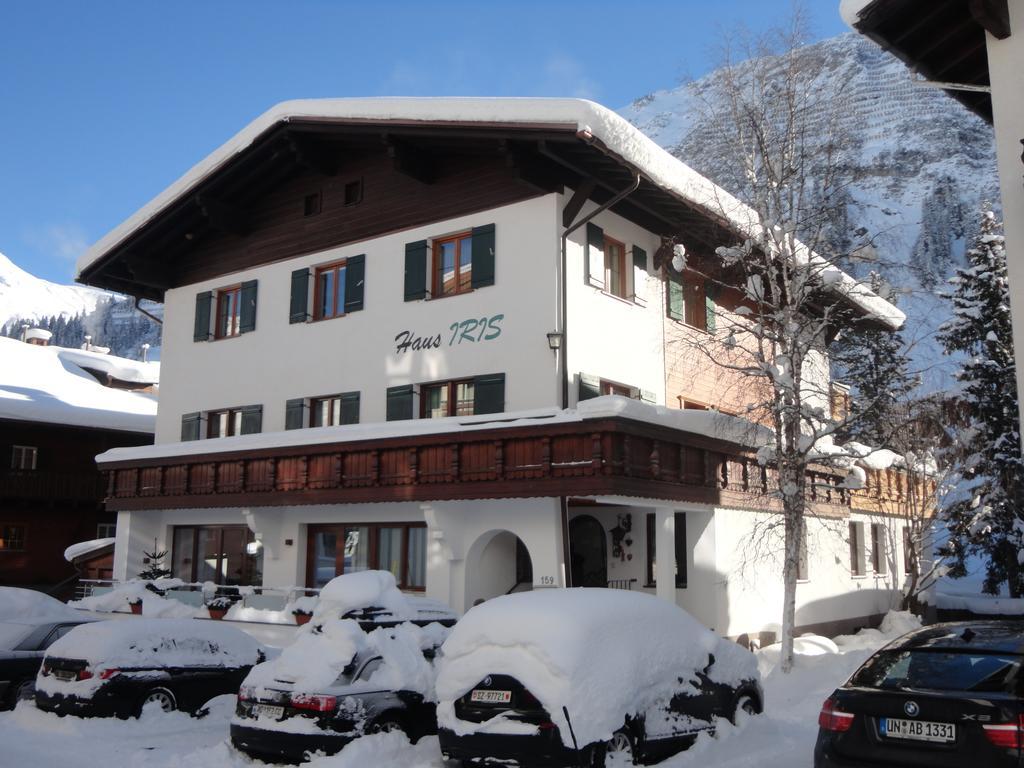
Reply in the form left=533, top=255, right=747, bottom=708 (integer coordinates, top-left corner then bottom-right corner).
left=0, top=470, right=106, bottom=502
left=100, top=415, right=851, bottom=514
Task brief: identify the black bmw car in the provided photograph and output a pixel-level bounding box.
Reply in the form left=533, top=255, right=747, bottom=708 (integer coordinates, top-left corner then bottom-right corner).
left=814, top=620, right=1024, bottom=768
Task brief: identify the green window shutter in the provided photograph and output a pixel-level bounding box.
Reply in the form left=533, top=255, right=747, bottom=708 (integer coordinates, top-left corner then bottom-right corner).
left=473, top=373, right=505, bottom=415
left=667, top=276, right=685, bottom=321
left=344, top=254, right=366, bottom=313
left=285, top=398, right=306, bottom=430
left=340, top=391, right=360, bottom=424
left=470, top=223, right=496, bottom=289
left=586, top=222, right=605, bottom=289
left=289, top=268, right=310, bottom=324
left=404, top=240, right=428, bottom=301
left=705, top=281, right=718, bottom=333
left=386, top=385, right=414, bottom=421
left=240, top=405, right=263, bottom=435
left=193, top=292, right=212, bottom=342
left=578, top=372, right=601, bottom=402
left=181, top=412, right=201, bottom=442
left=632, top=245, right=647, bottom=272
left=239, top=280, right=258, bottom=333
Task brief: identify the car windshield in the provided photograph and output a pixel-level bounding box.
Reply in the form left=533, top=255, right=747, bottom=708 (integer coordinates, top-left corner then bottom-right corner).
left=851, top=649, right=1022, bottom=694
left=0, top=622, right=35, bottom=650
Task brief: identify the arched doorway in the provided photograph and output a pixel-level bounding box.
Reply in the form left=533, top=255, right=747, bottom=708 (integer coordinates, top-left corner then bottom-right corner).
left=464, top=530, right=533, bottom=609
left=569, top=515, right=608, bottom=587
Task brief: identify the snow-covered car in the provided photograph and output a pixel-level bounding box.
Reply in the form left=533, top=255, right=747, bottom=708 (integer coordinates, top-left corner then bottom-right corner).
left=35, top=618, right=265, bottom=718
left=230, top=570, right=457, bottom=763
left=0, top=587, right=97, bottom=709
left=436, top=589, right=763, bottom=767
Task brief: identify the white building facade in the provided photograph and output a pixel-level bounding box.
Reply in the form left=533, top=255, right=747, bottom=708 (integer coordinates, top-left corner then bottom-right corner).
left=80, top=98, right=909, bottom=641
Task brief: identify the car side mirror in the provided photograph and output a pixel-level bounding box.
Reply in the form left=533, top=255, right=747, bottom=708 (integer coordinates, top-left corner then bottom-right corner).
left=703, top=653, right=716, bottom=674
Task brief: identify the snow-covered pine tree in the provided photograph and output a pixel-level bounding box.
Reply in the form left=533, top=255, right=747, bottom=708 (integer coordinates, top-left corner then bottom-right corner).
left=938, top=207, right=1024, bottom=596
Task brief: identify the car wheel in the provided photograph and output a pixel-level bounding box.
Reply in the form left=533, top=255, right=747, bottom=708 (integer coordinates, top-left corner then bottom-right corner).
left=368, top=714, right=407, bottom=736
left=601, top=730, right=634, bottom=766
left=12, top=679, right=34, bottom=707
left=138, top=687, right=177, bottom=716
left=732, top=693, right=759, bottom=723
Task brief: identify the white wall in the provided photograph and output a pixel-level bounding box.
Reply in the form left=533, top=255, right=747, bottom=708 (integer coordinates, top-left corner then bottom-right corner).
left=563, top=198, right=667, bottom=405
left=155, top=195, right=562, bottom=443
left=986, top=4, right=1024, bottom=442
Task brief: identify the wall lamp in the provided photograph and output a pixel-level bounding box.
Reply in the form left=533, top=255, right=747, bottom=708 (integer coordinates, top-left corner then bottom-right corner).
left=546, top=331, right=564, bottom=351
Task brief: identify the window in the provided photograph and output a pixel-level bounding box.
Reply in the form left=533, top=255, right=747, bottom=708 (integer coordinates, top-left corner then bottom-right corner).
left=871, top=523, right=888, bottom=575
left=645, top=512, right=687, bottom=588
left=601, top=380, right=634, bottom=398
left=604, top=235, right=627, bottom=299
left=11, top=446, right=37, bottom=470
left=0, top=525, right=25, bottom=551
left=303, top=191, right=322, bottom=217
left=215, top=285, right=242, bottom=338
left=902, top=526, right=914, bottom=575
left=849, top=521, right=866, bottom=576
left=310, top=393, right=360, bottom=427
left=667, top=272, right=709, bottom=331
left=307, top=523, right=426, bottom=590
left=97, top=523, right=116, bottom=539
left=172, top=525, right=263, bottom=585
left=421, top=379, right=476, bottom=419
left=433, top=232, right=473, bottom=298
left=343, top=179, right=362, bottom=206
left=205, top=405, right=262, bottom=438
left=314, top=261, right=348, bottom=320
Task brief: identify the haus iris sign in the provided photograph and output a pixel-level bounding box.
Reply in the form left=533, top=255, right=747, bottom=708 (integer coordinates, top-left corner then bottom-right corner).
left=394, top=313, right=504, bottom=354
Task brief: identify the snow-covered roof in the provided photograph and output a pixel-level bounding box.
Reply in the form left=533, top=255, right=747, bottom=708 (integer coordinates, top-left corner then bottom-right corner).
left=0, top=336, right=157, bottom=433
left=75, top=97, right=903, bottom=329
left=94, top=395, right=767, bottom=466
left=57, top=347, right=159, bottom=385
left=839, top=0, right=875, bottom=27
left=64, top=538, right=116, bottom=563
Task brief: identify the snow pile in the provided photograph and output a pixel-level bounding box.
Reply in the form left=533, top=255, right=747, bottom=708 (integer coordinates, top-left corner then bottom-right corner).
left=56, top=347, right=159, bottom=385
left=831, top=610, right=922, bottom=653
left=0, top=336, right=156, bottom=433
left=436, top=589, right=758, bottom=748
left=64, top=538, right=115, bottom=563
left=0, top=587, right=84, bottom=623
left=70, top=580, right=196, bottom=618
left=315, top=570, right=408, bottom=620
left=43, top=618, right=263, bottom=668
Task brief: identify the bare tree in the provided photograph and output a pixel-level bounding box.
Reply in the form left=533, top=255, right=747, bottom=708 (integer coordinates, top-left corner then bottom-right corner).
left=662, top=9, right=907, bottom=672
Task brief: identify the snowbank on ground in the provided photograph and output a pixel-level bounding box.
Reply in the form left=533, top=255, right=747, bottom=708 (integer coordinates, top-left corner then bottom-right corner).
left=436, top=589, right=758, bottom=748
left=64, top=538, right=115, bottom=562
left=831, top=610, right=922, bottom=653
left=934, top=592, right=1024, bottom=614
left=44, top=618, right=263, bottom=669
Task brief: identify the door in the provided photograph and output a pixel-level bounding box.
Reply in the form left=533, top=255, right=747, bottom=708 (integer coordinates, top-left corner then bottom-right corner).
left=569, top=515, right=608, bottom=587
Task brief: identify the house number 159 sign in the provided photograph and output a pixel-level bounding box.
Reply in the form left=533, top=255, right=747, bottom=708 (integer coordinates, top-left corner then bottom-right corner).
left=394, top=314, right=504, bottom=354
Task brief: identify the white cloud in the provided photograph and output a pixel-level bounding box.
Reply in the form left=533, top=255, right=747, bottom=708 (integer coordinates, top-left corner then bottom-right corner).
left=25, top=223, right=90, bottom=263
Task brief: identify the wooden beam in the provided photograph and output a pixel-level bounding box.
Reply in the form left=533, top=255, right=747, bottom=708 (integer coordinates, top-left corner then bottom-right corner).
left=194, top=193, right=249, bottom=237
left=384, top=136, right=437, bottom=184
left=969, top=0, right=1010, bottom=39
left=562, top=177, right=597, bottom=228
left=505, top=151, right=564, bottom=194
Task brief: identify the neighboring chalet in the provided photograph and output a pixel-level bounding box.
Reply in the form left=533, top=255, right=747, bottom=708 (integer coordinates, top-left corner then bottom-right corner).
left=76, top=98, right=909, bottom=641
left=842, top=0, right=1024, bottom=433
left=0, top=334, right=156, bottom=591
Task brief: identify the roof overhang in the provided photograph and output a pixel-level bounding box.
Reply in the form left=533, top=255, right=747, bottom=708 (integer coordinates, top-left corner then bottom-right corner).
left=842, top=0, right=1009, bottom=122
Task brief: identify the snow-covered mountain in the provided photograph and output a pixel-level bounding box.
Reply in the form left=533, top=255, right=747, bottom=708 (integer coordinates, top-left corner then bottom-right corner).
left=0, top=252, right=162, bottom=360
left=623, top=33, right=999, bottom=389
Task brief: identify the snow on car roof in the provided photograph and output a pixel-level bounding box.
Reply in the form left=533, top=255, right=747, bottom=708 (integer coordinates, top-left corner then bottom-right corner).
left=0, top=337, right=156, bottom=433
left=435, top=589, right=758, bottom=749
left=75, top=97, right=902, bottom=329
left=314, top=570, right=457, bottom=624
left=44, top=618, right=263, bottom=668
left=0, top=587, right=85, bottom=624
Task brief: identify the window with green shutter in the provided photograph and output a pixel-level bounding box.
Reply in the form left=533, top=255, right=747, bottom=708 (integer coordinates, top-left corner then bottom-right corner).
left=193, top=292, right=212, bottom=342
left=285, top=398, right=306, bottom=430
left=404, top=241, right=428, bottom=301
left=289, top=269, right=310, bottom=324
left=387, top=385, right=415, bottom=421
left=181, top=412, right=202, bottom=441
left=666, top=272, right=709, bottom=332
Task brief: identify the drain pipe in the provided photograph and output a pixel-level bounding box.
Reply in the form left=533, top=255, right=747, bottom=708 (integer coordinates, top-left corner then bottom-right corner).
left=558, top=172, right=641, bottom=409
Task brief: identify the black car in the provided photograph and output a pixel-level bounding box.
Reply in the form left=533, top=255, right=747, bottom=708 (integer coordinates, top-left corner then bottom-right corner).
left=231, top=600, right=457, bottom=763
left=0, top=617, right=95, bottom=709
left=35, top=618, right=265, bottom=718
left=814, top=620, right=1024, bottom=768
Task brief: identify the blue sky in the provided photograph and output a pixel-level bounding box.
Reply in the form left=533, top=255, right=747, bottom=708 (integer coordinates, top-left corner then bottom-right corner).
left=0, top=1, right=847, bottom=284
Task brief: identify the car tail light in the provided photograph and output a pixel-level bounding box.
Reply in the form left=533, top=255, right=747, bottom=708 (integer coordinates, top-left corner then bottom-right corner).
left=237, top=685, right=254, bottom=702
left=290, top=694, right=337, bottom=712
left=818, top=697, right=855, bottom=732
left=76, top=669, right=94, bottom=681
left=983, top=715, right=1024, bottom=749
left=97, top=668, right=120, bottom=680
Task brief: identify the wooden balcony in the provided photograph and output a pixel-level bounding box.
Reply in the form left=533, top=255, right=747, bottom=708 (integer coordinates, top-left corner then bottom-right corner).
left=0, top=470, right=106, bottom=503
left=101, top=415, right=851, bottom=514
